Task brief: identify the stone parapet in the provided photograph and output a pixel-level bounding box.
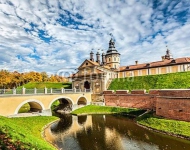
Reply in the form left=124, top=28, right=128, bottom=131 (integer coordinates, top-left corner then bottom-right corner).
left=158, top=89, right=190, bottom=97
left=149, top=90, right=160, bottom=95
left=131, top=90, right=146, bottom=94
left=116, top=90, right=129, bottom=94
left=103, top=90, right=114, bottom=94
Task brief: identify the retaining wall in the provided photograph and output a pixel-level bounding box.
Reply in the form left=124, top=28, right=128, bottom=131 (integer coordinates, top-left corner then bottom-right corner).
left=103, top=90, right=158, bottom=110
left=103, top=89, right=190, bottom=122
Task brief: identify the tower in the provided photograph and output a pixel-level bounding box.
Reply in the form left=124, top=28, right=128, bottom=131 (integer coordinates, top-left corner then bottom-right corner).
left=162, top=46, right=173, bottom=60
left=105, top=38, right=120, bottom=69
left=101, top=52, right=106, bottom=65
left=90, top=50, right=94, bottom=61
left=96, top=51, right=101, bottom=64
left=165, top=47, right=173, bottom=60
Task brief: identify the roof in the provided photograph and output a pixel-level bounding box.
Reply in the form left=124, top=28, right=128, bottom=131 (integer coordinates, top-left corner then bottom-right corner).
left=88, top=60, right=100, bottom=66
left=120, top=57, right=190, bottom=72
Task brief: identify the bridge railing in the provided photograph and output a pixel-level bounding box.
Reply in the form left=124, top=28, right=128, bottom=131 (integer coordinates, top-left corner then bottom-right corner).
left=25, top=89, right=34, bottom=94
left=0, top=88, right=92, bottom=95
left=52, top=89, right=61, bottom=93
left=65, top=89, right=73, bottom=93
left=0, top=89, right=13, bottom=94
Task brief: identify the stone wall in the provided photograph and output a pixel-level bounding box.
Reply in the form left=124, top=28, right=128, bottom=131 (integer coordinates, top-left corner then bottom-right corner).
left=103, top=89, right=190, bottom=122
left=91, top=94, right=104, bottom=102
left=103, top=90, right=157, bottom=110
left=156, top=97, right=190, bottom=121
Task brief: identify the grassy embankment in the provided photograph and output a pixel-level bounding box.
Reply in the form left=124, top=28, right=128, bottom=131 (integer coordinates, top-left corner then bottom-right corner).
left=1, top=83, right=66, bottom=149
left=108, top=71, right=190, bottom=138
left=109, top=71, right=190, bottom=91
left=0, top=116, right=58, bottom=150
left=137, top=113, right=190, bottom=138
left=17, top=82, right=72, bottom=89
left=72, top=105, right=145, bottom=116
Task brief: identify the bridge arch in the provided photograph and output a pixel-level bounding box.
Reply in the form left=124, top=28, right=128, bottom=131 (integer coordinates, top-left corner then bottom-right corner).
left=48, top=96, right=74, bottom=109
left=14, top=99, right=45, bottom=115
left=77, top=96, right=88, bottom=105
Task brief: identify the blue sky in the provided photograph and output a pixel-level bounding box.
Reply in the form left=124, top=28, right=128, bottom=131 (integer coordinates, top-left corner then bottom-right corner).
left=0, top=0, right=190, bottom=75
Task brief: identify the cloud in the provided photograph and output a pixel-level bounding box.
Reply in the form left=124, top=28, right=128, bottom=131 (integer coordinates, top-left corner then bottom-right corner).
left=0, top=0, right=189, bottom=74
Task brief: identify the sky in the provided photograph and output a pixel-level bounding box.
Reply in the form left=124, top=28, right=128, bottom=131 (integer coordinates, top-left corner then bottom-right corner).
left=0, top=0, right=190, bottom=75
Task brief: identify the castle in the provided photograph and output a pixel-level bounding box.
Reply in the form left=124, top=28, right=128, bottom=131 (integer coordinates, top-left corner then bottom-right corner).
left=71, top=38, right=190, bottom=93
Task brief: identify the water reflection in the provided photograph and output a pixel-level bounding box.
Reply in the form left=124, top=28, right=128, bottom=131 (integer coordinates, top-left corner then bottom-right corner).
left=78, top=115, right=87, bottom=126
left=51, top=114, right=72, bottom=133
left=46, top=115, right=190, bottom=150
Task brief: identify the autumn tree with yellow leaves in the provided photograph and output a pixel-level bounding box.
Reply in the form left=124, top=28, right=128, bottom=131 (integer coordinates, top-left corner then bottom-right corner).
left=0, top=70, right=67, bottom=88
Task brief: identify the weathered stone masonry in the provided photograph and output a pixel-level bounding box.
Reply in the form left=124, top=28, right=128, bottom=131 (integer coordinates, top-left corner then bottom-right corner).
left=103, top=89, right=190, bottom=122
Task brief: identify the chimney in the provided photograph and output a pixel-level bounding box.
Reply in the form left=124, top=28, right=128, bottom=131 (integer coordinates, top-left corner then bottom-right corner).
left=135, top=60, right=138, bottom=65
left=96, top=52, right=100, bottom=64
left=102, top=52, right=106, bottom=65
left=90, top=51, right=94, bottom=61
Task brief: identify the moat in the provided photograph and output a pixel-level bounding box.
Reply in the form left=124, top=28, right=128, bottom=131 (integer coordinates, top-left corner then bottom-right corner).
left=45, top=114, right=190, bottom=150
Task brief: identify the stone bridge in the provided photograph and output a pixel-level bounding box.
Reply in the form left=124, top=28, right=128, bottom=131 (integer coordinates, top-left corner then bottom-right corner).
left=0, top=88, right=92, bottom=117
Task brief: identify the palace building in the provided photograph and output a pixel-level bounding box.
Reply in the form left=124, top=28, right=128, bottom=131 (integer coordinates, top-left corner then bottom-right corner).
left=71, top=38, right=190, bottom=94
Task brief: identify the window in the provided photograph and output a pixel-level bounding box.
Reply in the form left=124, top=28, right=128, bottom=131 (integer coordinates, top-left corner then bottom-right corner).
left=86, top=62, right=88, bottom=65
left=114, top=57, right=116, bottom=61
left=109, top=57, right=111, bottom=62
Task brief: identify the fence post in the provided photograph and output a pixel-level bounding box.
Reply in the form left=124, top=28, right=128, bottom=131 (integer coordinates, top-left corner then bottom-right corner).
left=13, top=87, right=16, bottom=95
left=84, top=88, right=86, bottom=93
left=44, top=87, right=47, bottom=94
left=22, top=87, right=25, bottom=94
left=50, top=88, right=52, bottom=94
left=34, top=88, right=37, bottom=94
left=61, top=88, right=65, bottom=93
left=74, top=88, right=76, bottom=93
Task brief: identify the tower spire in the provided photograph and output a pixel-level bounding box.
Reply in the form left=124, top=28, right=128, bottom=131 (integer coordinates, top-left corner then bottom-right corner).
left=105, top=37, right=120, bottom=69
left=165, top=45, right=173, bottom=60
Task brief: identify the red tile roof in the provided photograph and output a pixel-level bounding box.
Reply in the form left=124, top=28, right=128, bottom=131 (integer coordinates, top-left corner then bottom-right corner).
left=119, top=57, right=190, bottom=71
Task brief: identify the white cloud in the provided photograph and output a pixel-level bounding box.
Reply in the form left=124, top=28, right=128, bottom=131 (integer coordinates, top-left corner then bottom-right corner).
left=0, top=0, right=189, bottom=74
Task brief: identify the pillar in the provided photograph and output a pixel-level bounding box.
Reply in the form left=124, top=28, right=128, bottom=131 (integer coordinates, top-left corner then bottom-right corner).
left=13, top=87, right=16, bottom=95
left=44, top=87, right=47, bottom=94
left=22, top=87, right=26, bottom=94
left=61, top=88, right=65, bottom=93
left=34, top=88, right=37, bottom=94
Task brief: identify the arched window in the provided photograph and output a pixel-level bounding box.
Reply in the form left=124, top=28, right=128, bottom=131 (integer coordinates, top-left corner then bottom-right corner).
left=109, top=57, right=111, bottom=62
left=84, top=81, right=90, bottom=89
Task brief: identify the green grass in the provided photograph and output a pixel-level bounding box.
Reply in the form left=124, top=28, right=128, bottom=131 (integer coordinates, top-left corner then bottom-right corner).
left=0, top=116, right=58, bottom=149
left=17, top=82, right=72, bottom=89
left=109, top=71, right=190, bottom=91
left=72, top=105, right=144, bottom=116
left=18, top=103, right=30, bottom=113
left=137, top=113, right=190, bottom=137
